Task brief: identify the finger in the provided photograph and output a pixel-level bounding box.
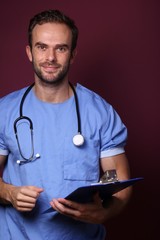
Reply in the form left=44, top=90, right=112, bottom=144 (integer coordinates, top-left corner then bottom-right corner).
left=56, top=198, right=81, bottom=210
left=50, top=199, right=66, bottom=212
left=57, top=198, right=94, bottom=212
left=16, top=204, right=36, bottom=212
left=16, top=201, right=36, bottom=209
left=17, top=208, right=34, bottom=212
left=51, top=199, right=80, bottom=217
left=17, top=193, right=38, bottom=203
left=20, top=187, right=43, bottom=199
left=13, top=196, right=37, bottom=212
left=53, top=199, right=86, bottom=216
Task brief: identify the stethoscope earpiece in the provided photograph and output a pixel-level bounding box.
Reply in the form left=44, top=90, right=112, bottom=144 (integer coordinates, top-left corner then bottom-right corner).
left=16, top=153, right=40, bottom=165
left=35, top=153, right=40, bottom=158
left=73, top=133, right=84, bottom=146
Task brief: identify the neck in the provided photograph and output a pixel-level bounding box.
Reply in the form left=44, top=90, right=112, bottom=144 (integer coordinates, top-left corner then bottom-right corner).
left=34, top=81, right=73, bottom=103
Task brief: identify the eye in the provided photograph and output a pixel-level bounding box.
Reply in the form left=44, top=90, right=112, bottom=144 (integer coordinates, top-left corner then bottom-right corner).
left=57, top=46, right=68, bottom=52
left=37, top=44, right=47, bottom=51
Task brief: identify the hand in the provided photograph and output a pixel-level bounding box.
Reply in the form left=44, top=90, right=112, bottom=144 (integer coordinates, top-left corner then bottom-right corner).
left=50, top=193, right=108, bottom=224
left=9, top=186, right=44, bottom=212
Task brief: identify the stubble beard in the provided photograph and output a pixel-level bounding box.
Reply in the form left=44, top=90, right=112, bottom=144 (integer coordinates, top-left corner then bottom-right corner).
left=32, top=60, right=71, bottom=87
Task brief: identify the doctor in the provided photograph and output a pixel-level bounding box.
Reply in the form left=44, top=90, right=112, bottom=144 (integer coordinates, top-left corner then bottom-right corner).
left=0, top=9, right=132, bottom=240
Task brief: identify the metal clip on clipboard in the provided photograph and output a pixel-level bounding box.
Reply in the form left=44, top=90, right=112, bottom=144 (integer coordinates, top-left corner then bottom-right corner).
left=99, top=169, right=118, bottom=183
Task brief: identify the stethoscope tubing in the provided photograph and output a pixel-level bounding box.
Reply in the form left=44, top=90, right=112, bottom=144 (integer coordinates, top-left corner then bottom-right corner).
left=14, top=82, right=84, bottom=164
left=69, top=82, right=81, bottom=134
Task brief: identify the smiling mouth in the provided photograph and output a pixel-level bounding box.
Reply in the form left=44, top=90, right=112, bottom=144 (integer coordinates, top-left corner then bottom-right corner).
left=42, top=64, right=59, bottom=73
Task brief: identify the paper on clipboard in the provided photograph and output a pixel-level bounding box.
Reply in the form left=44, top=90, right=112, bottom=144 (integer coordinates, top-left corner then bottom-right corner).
left=43, top=177, right=143, bottom=214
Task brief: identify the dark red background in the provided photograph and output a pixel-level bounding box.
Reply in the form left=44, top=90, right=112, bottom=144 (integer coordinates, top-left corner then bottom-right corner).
left=0, top=1, right=159, bottom=239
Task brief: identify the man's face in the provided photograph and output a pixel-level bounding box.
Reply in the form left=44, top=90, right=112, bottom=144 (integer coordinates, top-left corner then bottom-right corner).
left=26, top=22, right=75, bottom=85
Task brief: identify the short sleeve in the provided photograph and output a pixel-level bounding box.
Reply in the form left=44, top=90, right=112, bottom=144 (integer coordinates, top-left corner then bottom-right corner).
left=100, top=103, right=127, bottom=158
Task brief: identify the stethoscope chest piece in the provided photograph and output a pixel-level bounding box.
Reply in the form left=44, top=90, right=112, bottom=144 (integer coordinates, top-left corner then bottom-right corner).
left=73, top=133, right=84, bottom=146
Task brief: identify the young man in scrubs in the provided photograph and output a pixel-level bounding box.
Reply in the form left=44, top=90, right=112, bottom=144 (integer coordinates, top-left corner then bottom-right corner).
left=0, top=9, right=132, bottom=240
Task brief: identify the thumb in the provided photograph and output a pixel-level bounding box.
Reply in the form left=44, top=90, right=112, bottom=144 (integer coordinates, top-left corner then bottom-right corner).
left=28, top=186, right=44, bottom=193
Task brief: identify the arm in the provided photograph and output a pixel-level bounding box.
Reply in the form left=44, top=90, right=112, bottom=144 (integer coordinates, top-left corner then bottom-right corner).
left=50, top=153, right=132, bottom=224
left=0, top=155, right=44, bottom=211
left=100, top=153, right=132, bottom=219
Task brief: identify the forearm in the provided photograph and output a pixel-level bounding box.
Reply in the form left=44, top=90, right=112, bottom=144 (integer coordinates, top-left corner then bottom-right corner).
left=0, top=177, right=14, bottom=205
left=102, top=186, right=132, bottom=222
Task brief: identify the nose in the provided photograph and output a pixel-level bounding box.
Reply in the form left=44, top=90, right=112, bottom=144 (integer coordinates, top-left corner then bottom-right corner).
left=46, top=48, right=56, bottom=62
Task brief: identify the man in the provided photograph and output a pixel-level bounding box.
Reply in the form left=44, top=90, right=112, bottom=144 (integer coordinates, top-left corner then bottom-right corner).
left=0, top=10, right=131, bottom=239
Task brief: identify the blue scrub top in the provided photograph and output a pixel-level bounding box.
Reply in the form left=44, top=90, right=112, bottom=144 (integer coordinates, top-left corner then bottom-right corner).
left=0, top=84, right=127, bottom=240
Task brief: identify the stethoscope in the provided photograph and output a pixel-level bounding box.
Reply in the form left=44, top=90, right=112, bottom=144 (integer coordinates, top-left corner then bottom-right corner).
left=14, top=82, right=84, bottom=165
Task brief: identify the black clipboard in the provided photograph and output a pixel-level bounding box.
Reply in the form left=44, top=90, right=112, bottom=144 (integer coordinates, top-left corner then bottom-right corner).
left=43, top=177, right=143, bottom=214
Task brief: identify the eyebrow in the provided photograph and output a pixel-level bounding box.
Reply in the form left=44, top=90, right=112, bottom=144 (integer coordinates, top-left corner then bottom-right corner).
left=34, top=42, right=70, bottom=49
left=34, top=42, right=47, bottom=47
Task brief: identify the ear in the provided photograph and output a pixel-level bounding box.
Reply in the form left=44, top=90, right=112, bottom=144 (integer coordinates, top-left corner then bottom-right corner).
left=70, top=49, right=77, bottom=65
left=26, top=45, right=33, bottom=62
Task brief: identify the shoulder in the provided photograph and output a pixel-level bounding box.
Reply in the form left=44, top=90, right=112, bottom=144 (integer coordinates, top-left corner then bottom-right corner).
left=76, top=83, right=112, bottom=113
left=76, top=83, right=125, bottom=127
left=0, top=87, right=28, bottom=115
left=0, top=87, right=27, bottom=106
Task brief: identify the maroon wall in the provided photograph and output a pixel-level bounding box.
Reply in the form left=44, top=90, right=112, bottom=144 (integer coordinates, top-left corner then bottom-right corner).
left=0, top=1, right=159, bottom=239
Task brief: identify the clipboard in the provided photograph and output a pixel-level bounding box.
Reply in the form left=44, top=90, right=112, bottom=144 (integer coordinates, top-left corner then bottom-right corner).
left=43, top=177, right=143, bottom=214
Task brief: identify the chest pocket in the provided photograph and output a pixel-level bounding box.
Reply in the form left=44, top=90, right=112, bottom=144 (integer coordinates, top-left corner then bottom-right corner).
left=63, top=137, right=100, bottom=182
